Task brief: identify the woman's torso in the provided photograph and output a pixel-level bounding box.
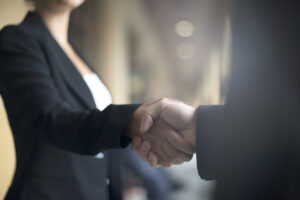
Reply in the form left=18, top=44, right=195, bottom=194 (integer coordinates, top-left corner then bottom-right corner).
left=1, top=12, right=111, bottom=200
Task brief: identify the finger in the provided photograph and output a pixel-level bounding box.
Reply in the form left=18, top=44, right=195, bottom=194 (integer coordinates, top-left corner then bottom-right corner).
left=161, top=162, right=172, bottom=168
left=156, top=159, right=171, bottom=168
left=172, top=160, right=184, bottom=165
left=166, top=132, right=195, bottom=155
left=163, top=128, right=194, bottom=162
left=141, top=119, right=177, bottom=167
left=148, top=143, right=173, bottom=167
left=147, top=151, right=158, bottom=167
left=131, top=136, right=142, bottom=152
left=157, top=147, right=174, bottom=167
left=162, top=142, right=193, bottom=163
left=138, top=140, right=151, bottom=161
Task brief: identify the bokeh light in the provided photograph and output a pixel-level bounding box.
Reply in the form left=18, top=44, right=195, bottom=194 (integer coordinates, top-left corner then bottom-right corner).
left=175, top=20, right=195, bottom=38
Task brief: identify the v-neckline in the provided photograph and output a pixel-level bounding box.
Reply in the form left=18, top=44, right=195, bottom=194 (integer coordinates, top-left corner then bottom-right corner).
left=27, top=11, right=97, bottom=109
left=31, top=12, right=96, bottom=76
left=47, top=34, right=95, bottom=77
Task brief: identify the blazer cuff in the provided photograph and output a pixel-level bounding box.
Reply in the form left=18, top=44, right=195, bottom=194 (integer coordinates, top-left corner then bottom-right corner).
left=88, top=104, right=140, bottom=154
left=196, top=105, right=225, bottom=180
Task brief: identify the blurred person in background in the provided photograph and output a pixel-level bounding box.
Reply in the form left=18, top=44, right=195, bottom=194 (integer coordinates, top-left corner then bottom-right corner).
left=133, top=0, right=300, bottom=200
left=108, top=148, right=174, bottom=200
left=0, top=0, right=194, bottom=199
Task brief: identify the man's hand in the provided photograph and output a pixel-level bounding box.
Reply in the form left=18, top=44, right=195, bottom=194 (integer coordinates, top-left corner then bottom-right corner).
left=130, top=98, right=198, bottom=167
left=125, top=99, right=195, bottom=167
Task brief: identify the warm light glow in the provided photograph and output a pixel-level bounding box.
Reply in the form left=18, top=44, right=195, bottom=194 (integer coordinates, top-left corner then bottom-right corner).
left=175, top=20, right=194, bottom=37
left=176, top=42, right=195, bottom=60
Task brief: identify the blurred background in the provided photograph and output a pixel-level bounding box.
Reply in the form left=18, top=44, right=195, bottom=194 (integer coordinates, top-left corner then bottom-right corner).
left=0, top=0, right=233, bottom=199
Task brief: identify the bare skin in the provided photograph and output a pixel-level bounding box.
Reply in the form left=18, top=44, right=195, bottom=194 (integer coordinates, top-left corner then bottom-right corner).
left=131, top=98, right=198, bottom=167
left=126, top=98, right=196, bottom=167
left=35, top=0, right=92, bottom=75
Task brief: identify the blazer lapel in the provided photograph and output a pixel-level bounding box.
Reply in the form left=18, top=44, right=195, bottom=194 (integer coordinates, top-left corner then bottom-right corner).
left=25, top=12, right=96, bottom=109
left=46, top=40, right=96, bottom=109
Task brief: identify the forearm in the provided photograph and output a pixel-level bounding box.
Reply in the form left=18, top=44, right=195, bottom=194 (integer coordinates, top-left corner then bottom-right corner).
left=33, top=103, right=139, bottom=155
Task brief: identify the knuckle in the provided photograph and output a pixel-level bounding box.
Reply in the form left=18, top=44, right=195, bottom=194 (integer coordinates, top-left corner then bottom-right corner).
left=160, top=98, right=169, bottom=109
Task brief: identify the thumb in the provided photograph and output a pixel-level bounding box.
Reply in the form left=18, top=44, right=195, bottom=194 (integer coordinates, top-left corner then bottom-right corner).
left=139, top=100, right=164, bottom=133
left=140, top=113, right=154, bottom=133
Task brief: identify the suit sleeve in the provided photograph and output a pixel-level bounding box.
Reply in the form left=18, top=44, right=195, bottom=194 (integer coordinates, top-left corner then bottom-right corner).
left=196, top=105, right=228, bottom=180
left=0, top=26, right=138, bottom=155
left=195, top=106, right=288, bottom=181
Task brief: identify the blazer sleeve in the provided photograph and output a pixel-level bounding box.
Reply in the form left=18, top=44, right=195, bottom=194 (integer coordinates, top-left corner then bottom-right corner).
left=0, top=26, right=138, bottom=155
left=196, top=105, right=228, bottom=180
left=195, top=106, right=287, bottom=181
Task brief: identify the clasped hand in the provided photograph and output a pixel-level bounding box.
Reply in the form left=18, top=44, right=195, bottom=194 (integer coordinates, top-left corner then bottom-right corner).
left=125, top=98, right=197, bottom=167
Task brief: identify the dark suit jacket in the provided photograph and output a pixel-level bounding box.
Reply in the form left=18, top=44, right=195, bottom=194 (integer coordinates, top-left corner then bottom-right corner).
left=196, top=1, right=300, bottom=200
left=0, top=12, right=138, bottom=200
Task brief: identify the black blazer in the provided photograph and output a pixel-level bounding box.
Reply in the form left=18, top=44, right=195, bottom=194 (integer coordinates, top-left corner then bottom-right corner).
left=196, top=1, right=300, bottom=200
left=0, top=12, right=138, bottom=200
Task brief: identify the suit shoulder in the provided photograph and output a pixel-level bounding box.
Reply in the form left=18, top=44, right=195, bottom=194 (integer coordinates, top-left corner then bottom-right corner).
left=0, top=24, right=40, bottom=55
left=0, top=24, right=34, bottom=44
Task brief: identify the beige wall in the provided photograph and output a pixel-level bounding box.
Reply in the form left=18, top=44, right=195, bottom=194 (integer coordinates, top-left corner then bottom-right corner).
left=96, top=0, right=131, bottom=104
left=0, top=0, right=31, bottom=199
left=0, top=0, right=31, bottom=29
left=0, top=98, right=15, bottom=200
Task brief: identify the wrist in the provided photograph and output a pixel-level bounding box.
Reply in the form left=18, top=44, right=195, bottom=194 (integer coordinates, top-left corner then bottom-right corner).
left=184, top=107, right=198, bottom=147
left=123, top=107, right=142, bottom=139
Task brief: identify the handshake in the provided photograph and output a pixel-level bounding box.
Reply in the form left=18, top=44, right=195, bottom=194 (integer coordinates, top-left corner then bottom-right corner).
left=125, top=98, right=198, bottom=167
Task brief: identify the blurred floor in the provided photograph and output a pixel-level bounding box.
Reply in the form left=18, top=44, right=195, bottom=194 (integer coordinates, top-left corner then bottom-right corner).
left=123, top=156, right=214, bottom=200
left=167, top=157, right=214, bottom=200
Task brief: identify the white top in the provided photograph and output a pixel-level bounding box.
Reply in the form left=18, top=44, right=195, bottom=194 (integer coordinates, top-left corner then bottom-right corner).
left=83, top=73, right=112, bottom=160
left=83, top=73, right=112, bottom=111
